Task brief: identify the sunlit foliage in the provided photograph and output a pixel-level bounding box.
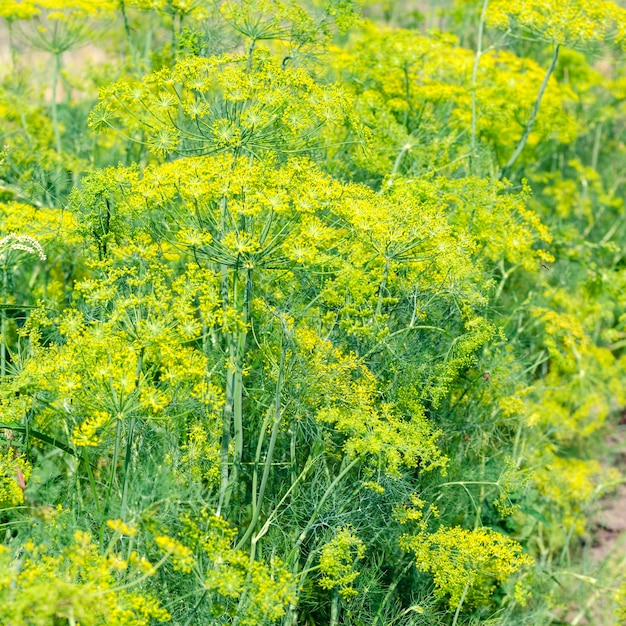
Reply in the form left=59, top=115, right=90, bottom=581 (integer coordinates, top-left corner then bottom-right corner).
left=1, top=0, right=626, bottom=624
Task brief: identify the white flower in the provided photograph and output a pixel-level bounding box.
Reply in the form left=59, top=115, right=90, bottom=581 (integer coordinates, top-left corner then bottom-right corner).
left=0, top=233, right=46, bottom=261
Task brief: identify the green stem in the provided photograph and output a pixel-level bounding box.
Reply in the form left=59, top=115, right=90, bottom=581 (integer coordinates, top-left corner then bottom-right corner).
left=217, top=360, right=234, bottom=516
left=120, top=348, right=144, bottom=519
left=24, top=399, right=34, bottom=457
left=236, top=341, right=286, bottom=551
left=591, top=122, right=602, bottom=171
left=288, top=455, right=363, bottom=564
left=500, top=43, right=560, bottom=179
left=233, top=269, right=251, bottom=475
left=119, top=0, right=137, bottom=67
left=83, top=447, right=101, bottom=516
left=375, top=260, right=390, bottom=316
left=183, top=591, right=207, bottom=626
left=474, top=439, right=487, bottom=529
left=451, top=577, right=471, bottom=626
left=390, top=144, right=411, bottom=177
left=250, top=407, right=271, bottom=514
left=290, top=423, right=297, bottom=500
left=246, top=38, right=257, bottom=73
left=0, top=423, right=77, bottom=456
left=120, top=416, right=135, bottom=519
left=287, top=546, right=321, bottom=625
left=330, top=588, right=339, bottom=626
left=253, top=455, right=317, bottom=544
left=512, top=419, right=523, bottom=467
left=106, top=419, right=123, bottom=512
left=217, top=197, right=235, bottom=517
left=219, top=262, right=252, bottom=517
left=470, top=0, right=489, bottom=174
left=374, top=560, right=414, bottom=624
left=402, top=64, right=411, bottom=126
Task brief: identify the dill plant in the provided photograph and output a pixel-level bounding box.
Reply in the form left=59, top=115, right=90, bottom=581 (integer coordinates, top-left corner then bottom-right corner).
left=2, top=0, right=626, bottom=624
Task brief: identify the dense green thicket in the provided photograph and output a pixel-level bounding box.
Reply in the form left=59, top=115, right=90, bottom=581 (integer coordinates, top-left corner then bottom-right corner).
left=2, top=1, right=626, bottom=624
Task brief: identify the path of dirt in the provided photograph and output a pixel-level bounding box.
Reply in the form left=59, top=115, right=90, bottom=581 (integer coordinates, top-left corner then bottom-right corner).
left=576, top=428, right=626, bottom=625
left=591, top=483, right=626, bottom=563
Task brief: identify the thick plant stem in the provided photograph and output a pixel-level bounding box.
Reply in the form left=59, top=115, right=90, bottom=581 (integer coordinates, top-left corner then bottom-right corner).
left=232, top=269, right=243, bottom=469
left=391, top=144, right=411, bottom=177
left=218, top=267, right=251, bottom=516
left=106, top=420, right=123, bottom=515
left=246, top=39, right=256, bottom=73
left=120, top=416, right=136, bottom=519
left=474, top=442, right=487, bottom=529
left=500, top=43, right=560, bottom=179
left=120, top=347, right=144, bottom=519
left=233, top=268, right=252, bottom=474
left=591, top=122, right=602, bottom=171
left=237, top=340, right=286, bottom=551
left=217, top=196, right=233, bottom=517
left=250, top=407, right=271, bottom=516
left=330, top=589, right=339, bottom=626
left=217, top=197, right=253, bottom=517
left=470, top=0, right=489, bottom=174
left=217, top=332, right=234, bottom=516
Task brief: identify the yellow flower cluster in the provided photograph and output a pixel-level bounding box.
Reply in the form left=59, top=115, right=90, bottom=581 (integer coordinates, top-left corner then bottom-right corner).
left=180, top=509, right=296, bottom=624
left=293, top=326, right=447, bottom=474
left=107, top=518, right=138, bottom=537
left=325, top=22, right=576, bottom=178
left=0, top=449, right=30, bottom=508
left=0, top=530, right=170, bottom=625
left=90, top=51, right=360, bottom=158
left=487, top=0, right=626, bottom=47
left=155, top=535, right=195, bottom=573
left=318, top=526, right=366, bottom=599
left=402, top=525, right=533, bottom=609
left=534, top=455, right=621, bottom=538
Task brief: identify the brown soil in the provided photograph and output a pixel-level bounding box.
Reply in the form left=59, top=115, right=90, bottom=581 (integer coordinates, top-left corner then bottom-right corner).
left=591, top=482, right=626, bottom=563
left=574, top=429, right=626, bottom=625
